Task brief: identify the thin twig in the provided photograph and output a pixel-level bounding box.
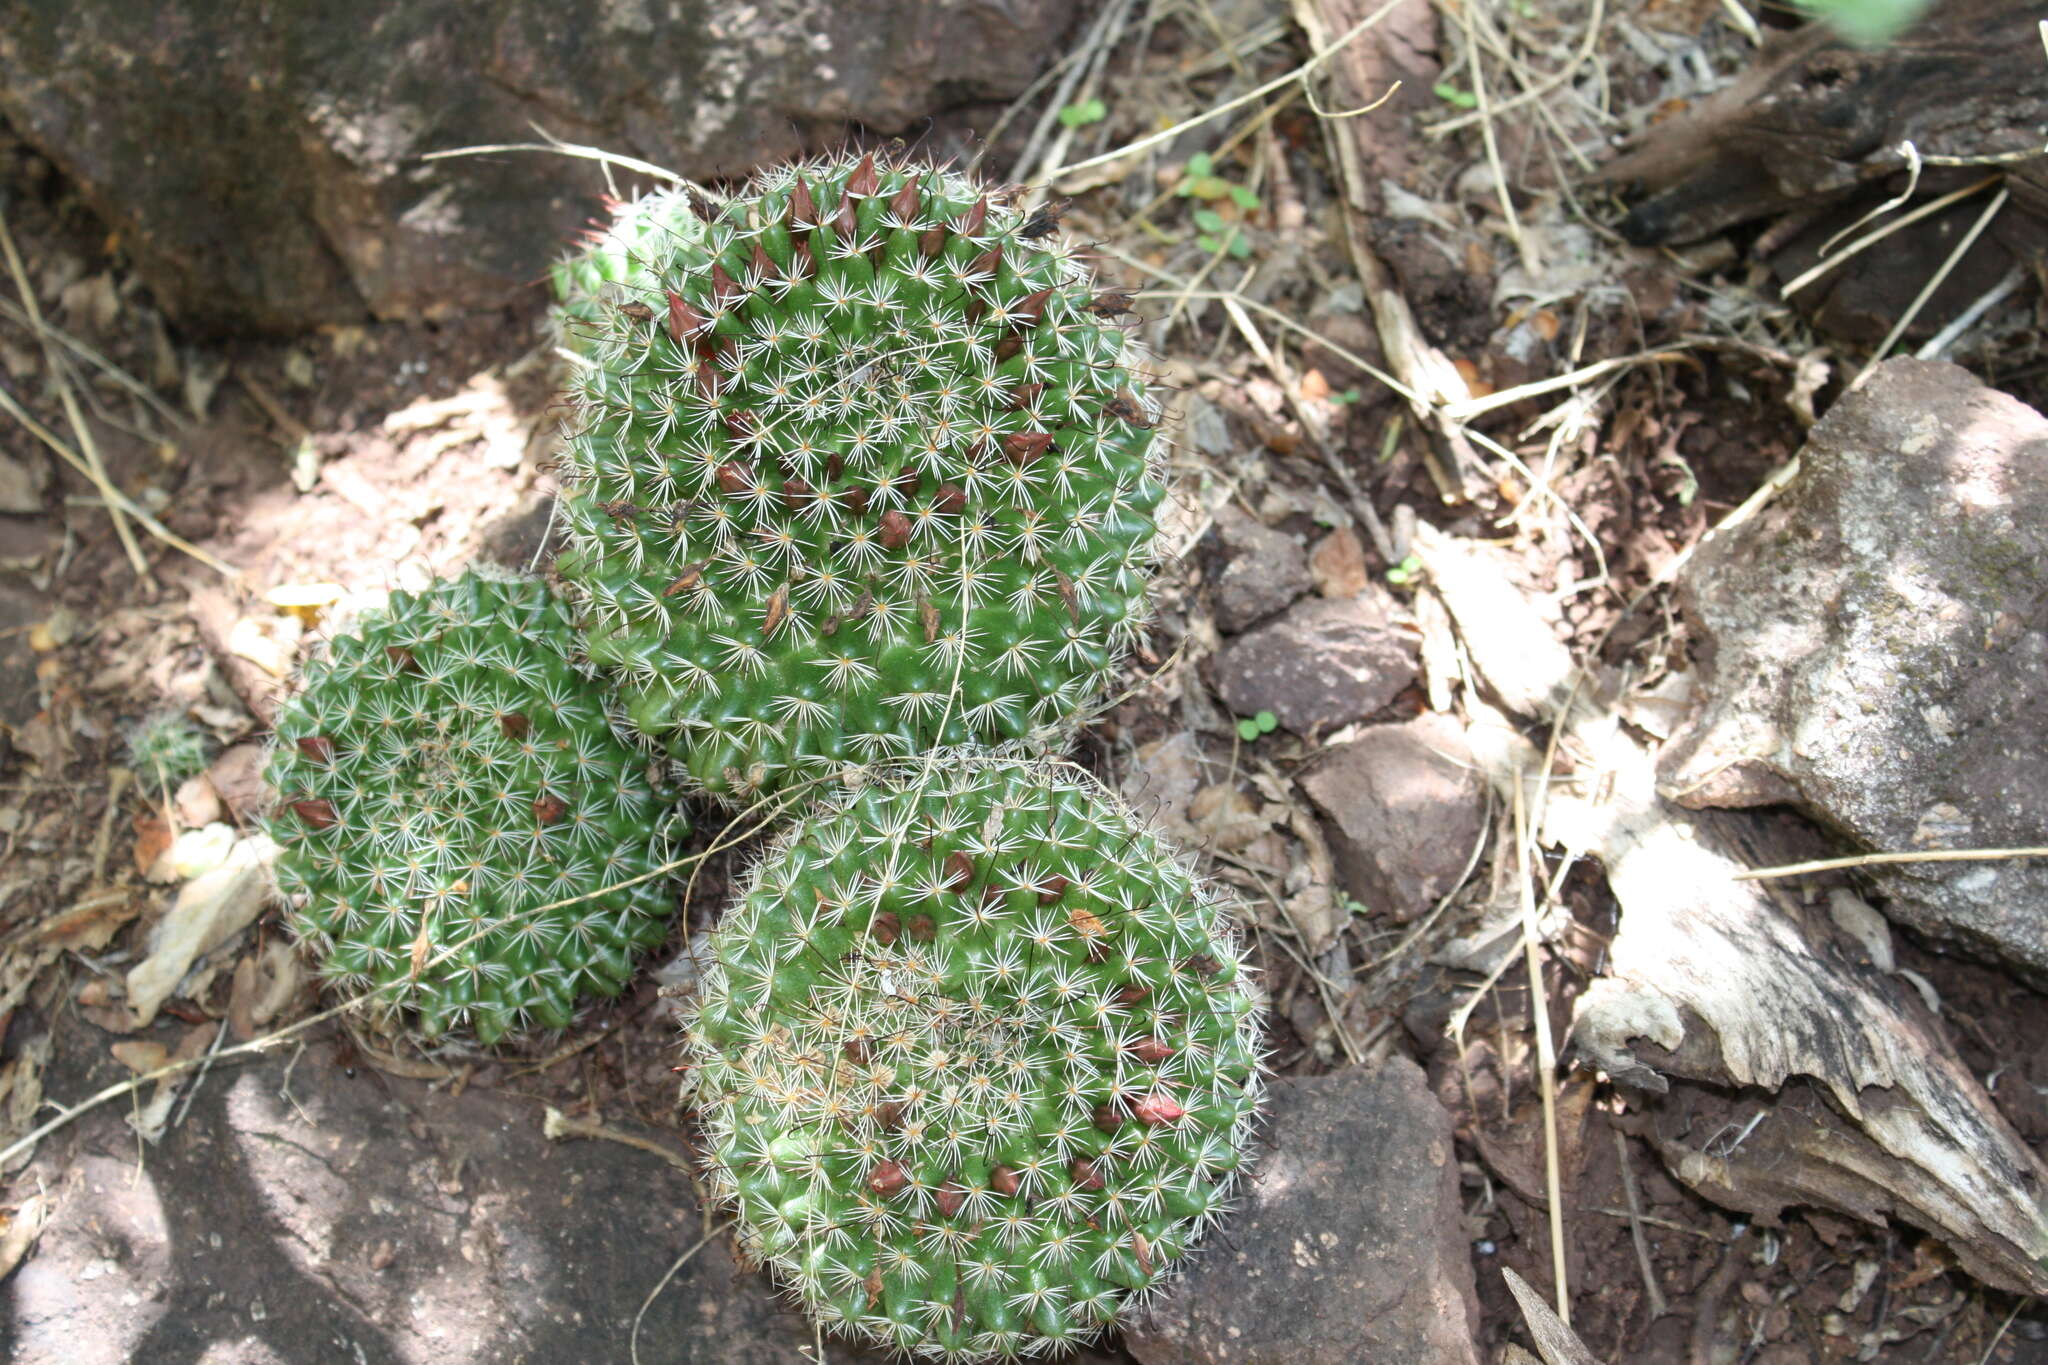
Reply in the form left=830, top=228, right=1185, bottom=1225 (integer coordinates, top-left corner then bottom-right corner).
left=629, top=1219, right=734, bottom=1365
left=1042, top=0, right=1409, bottom=183
left=0, top=203, right=152, bottom=582
left=1914, top=264, right=2027, bottom=360
left=1514, top=776, right=1570, bottom=1325
left=1614, top=1126, right=1669, bottom=1319
left=1734, top=846, right=2048, bottom=881
left=0, top=382, right=239, bottom=578
left=1426, top=0, right=1607, bottom=137
left=1851, top=185, right=2010, bottom=389
left=1781, top=174, right=1999, bottom=299
left=1461, top=0, right=1534, bottom=275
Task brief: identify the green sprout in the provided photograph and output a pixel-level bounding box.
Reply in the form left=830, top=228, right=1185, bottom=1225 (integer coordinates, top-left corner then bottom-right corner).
left=1235, top=710, right=1279, bottom=742
left=1384, top=554, right=1423, bottom=586
left=1058, top=97, right=1108, bottom=128
left=1431, top=82, right=1478, bottom=109
left=1177, top=153, right=1260, bottom=259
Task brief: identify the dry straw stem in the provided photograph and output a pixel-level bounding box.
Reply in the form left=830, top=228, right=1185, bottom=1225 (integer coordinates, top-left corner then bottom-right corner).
left=1041, top=0, right=1411, bottom=185
left=629, top=1217, right=734, bottom=1365
left=1513, top=775, right=1570, bottom=1326
left=1850, top=185, right=2009, bottom=390
left=420, top=125, right=706, bottom=202
left=1733, top=846, right=2048, bottom=882
left=0, top=202, right=151, bottom=583
left=1424, top=0, right=1607, bottom=138
left=1781, top=173, right=2001, bottom=299
left=0, top=382, right=238, bottom=579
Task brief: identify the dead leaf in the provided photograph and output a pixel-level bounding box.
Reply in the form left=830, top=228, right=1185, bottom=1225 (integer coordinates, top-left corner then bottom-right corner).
left=173, top=773, right=223, bottom=828
left=226, top=614, right=303, bottom=678
left=228, top=938, right=301, bottom=1042
left=205, top=744, right=270, bottom=823
left=0, top=1194, right=48, bottom=1281
left=132, top=812, right=175, bottom=875
left=110, top=1040, right=170, bottom=1074
left=125, top=834, right=277, bottom=1026
left=264, top=581, right=345, bottom=626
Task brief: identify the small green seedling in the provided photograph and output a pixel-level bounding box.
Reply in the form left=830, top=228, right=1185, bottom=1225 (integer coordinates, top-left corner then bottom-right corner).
left=1058, top=97, right=1108, bottom=128
left=1432, top=82, right=1478, bottom=109
left=1384, top=553, right=1423, bottom=586
left=1178, top=153, right=1260, bottom=258
left=1235, top=710, right=1278, bottom=742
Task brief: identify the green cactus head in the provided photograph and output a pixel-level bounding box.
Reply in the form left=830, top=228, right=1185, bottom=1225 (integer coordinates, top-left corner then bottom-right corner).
left=685, top=753, right=1265, bottom=1360
left=126, top=709, right=210, bottom=797
left=550, top=186, right=709, bottom=352
left=263, top=570, right=684, bottom=1044
left=553, top=153, right=1164, bottom=799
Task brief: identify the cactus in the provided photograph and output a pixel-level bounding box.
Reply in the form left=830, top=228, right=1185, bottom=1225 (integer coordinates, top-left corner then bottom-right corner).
left=554, top=152, right=1164, bottom=798
left=126, top=710, right=210, bottom=797
left=685, top=754, right=1265, bottom=1360
left=550, top=186, right=709, bottom=353
left=264, top=570, right=683, bottom=1044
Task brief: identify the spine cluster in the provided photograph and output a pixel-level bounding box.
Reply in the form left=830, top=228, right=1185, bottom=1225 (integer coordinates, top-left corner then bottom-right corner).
left=264, top=571, right=682, bottom=1043
left=687, top=755, right=1265, bottom=1360
left=553, top=153, right=1163, bottom=798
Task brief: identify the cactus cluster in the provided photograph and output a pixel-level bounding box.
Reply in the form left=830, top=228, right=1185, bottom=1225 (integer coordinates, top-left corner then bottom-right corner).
left=553, top=152, right=1164, bottom=798
left=264, top=571, right=682, bottom=1043
left=252, top=152, right=1269, bottom=1361
left=686, top=755, right=1265, bottom=1360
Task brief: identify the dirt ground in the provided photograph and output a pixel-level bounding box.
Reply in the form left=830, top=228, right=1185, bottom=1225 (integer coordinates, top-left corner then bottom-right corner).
left=2, top=1, right=2046, bottom=1362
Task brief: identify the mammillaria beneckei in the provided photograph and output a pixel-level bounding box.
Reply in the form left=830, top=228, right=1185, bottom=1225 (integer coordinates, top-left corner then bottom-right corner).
left=684, top=754, right=1265, bottom=1359
left=265, top=570, right=682, bottom=1043
left=553, top=153, right=1163, bottom=798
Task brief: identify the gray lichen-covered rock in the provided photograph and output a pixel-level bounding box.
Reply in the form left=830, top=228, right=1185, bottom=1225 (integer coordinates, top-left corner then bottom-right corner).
left=1126, top=1059, right=1482, bottom=1365
left=1662, top=358, right=2048, bottom=981
left=1212, top=506, right=1312, bottom=632
left=0, top=0, right=1077, bottom=333
left=1212, top=590, right=1417, bottom=736
left=1300, top=712, right=1485, bottom=920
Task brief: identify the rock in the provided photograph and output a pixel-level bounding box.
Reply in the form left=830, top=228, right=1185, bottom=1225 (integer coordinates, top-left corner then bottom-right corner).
left=1212, top=505, right=1311, bottom=632
left=1212, top=591, right=1416, bottom=736
left=1128, top=1058, right=1481, bottom=1365
left=1308, top=526, right=1369, bottom=598
left=0, top=515, right=61, bottom=571
left=9, top=1033, right=869, bottom=1364
left=1663, top=358, right=2048, bottom=981
left=1299, top=712, right=1485, bottom=920
left=0, top=1, right=1080, bottom=335
left=0, top=577, right=50, bottom=731
left=0, top=450, right=45, bottom=514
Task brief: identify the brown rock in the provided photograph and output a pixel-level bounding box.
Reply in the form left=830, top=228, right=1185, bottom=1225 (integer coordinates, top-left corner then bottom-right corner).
left=1128, top=1059, right=1481, bottom=1365
left=1212, top=590, right=1415, bottom=736
left=0, top=1, right=1081, bottom=334
left=1299, top=712, right=1484, bottom=920
left=1212, top=505, right=1311, bottom=632
left=1663, top=359, right=2048, bottom=982
left=1309, top=526, right=1369, bottom=598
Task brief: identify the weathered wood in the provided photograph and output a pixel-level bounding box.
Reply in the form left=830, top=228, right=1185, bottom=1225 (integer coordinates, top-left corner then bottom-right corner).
left=1597, top=0, right=2048, bottom=246
left=1415, top=524, right=2048, bottom=1296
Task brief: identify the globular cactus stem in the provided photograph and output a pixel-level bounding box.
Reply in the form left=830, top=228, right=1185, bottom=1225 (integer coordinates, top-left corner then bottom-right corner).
left=264, top=570, right=684, bottom=1044
left=685, top=753, right=1265, bottom=1360
left=552, top=153, right=1164, bottom=798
